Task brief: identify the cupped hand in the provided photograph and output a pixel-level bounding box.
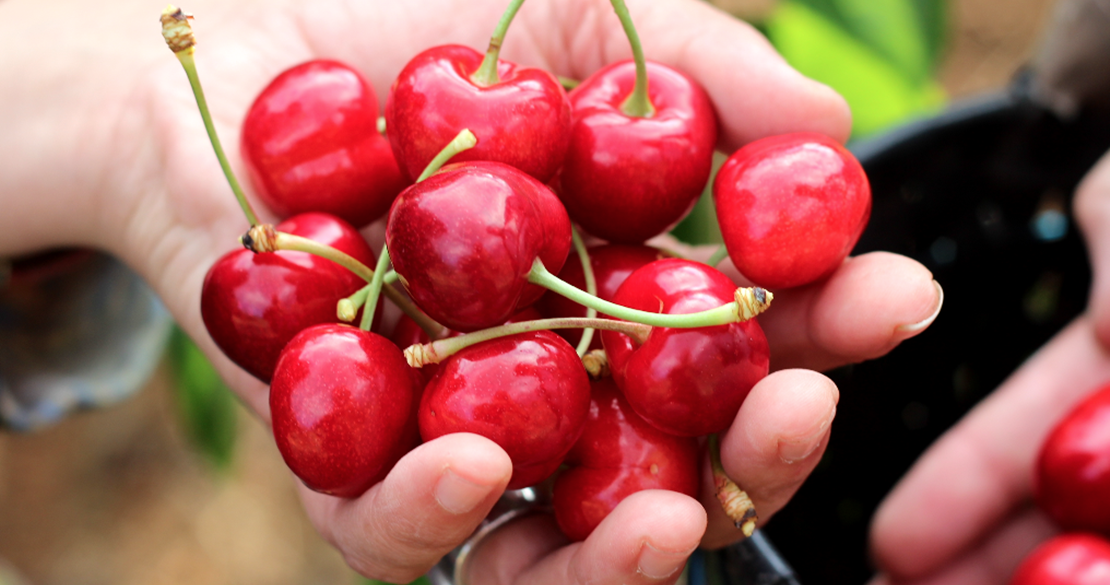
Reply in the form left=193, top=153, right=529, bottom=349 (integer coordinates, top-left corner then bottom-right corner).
left=0, top=0, right=940, bottom=582
left=868, top=150, right=1110, bottom=585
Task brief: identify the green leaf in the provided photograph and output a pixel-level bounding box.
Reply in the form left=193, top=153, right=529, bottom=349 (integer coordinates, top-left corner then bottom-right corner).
left=766, top=1, right=946, bottom=137
left=167, top=326, right=238, bottom=470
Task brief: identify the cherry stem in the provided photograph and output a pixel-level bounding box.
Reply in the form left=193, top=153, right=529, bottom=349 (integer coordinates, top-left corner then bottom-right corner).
left=709, top=433, right=758, bottom=538
left=571, top=228, right=598, bottom=356
left=359, top=245, right=392, bottom=331
left=472, top=0, right=526, bottom=86
left=707, top=245, right=730, bottom=267
left=337, top=286, right=370, bottom=322
left=243, top=225, right=443, bottom=337
left=558, top=76, right=581, bottom=91
left=404, top=317, right=651, bottom=367
left=377, top=116, right=387, bottom=135
left=416, top=129, right=478, bottom=182
left=609, top=0, right=654, bottom=118
left=527, top=259, right=773, bottom=328
left=384, top=270, right=399, bottom=285
left=161, top=6, right=260, bottom=227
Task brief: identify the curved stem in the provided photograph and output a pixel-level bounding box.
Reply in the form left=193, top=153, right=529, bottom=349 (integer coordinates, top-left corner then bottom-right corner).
left=571, top=228, right=598, bottom=356
left=471, top=0, right=527, bottom=86
left=360, top=245, right=392, bottom=331
left=707, top=244, right=730, bottom=267
left=405, top=317, right=652, bottom=367
left=416, top=129, right=478, bottom=182
left=609, top=0, right=654, bottom=118
left=528, top=259, right=772, bottom=328
left=245, top=227, right=443, bottom=336
left=163, top=9, right=260, bottom=227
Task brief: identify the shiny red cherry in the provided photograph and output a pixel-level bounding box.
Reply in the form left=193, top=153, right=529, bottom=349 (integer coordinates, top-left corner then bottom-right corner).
left=554, top=60, right=716, bottom=244
left=713, top=132, right=871, bottom=289
left=384, top=45, right=571, bottom=183
left=386, top=161, right=571, bottom=332
left=270, top=324, right=419, bottom=498
left=1035, top=382, right=1110, bottom=535
left=600, top=258, right=770, bottom=437
left=241, top=60, right=408, bottom=228
left=553, top=377, right=700, bottom=541
left=1010, top=533, right=1110, bottom=585
left=418, top=330, right=591, bottom=489
left=535, top=243, right=665, bottom=350
left=200, top=212, right=377, bottom=382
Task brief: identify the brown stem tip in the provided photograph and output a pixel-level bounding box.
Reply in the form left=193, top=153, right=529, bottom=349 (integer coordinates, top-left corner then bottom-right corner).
left=160, top=5, right=196, bottom=54
left=715, top=475, right=758, bottom=537
left=241, top=224, right=277, bottom=253
left=581, top=349, right=610, bottom=379
left=735, top=287, right=773, bottom=322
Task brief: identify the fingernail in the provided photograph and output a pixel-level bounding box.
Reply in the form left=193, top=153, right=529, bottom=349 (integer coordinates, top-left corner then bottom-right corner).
left=778, top=406, right=835, bottom=464
left=637, top=542, right=691, bottom=580
left=435, top=468, right=493, bottom=515
left=895, top=280, right=944, bottom=335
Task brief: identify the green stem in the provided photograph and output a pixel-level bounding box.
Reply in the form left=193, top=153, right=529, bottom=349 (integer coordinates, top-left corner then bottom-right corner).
left=558, top=76, right=581, bottom=91
left=528, top=259, right=771, bottom=328
left=471, top=0, right=527, bottom=86
left=609, top=0, right=654, bottom=118
left=707, top=244, right=730, bottom=267
left=571, top=228, right=598, bottom=356
left=384, top=270, right=400, bottom=285
left=416, top=129, right=478, bottom=182
left=360, top=245, right=392, bottom=331
left=175, top=52, right=260, bottom=226
left=405, top=317, right=652, bottom=367
left=247, top=227, right=443, bottom=337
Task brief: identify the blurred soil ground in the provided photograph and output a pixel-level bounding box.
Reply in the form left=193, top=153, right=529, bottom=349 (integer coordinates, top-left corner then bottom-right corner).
left=0, top=1, right=1062, bottom=583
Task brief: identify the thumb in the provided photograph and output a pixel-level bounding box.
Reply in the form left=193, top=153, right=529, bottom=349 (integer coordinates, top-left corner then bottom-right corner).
left=1075, top=149, right=1110, bottom=348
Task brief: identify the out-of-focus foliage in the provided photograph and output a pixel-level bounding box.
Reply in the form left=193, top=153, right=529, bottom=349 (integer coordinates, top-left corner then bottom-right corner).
left=763, top=0, right=948, bottom=137
left=168, top=326, right=238, bottom=470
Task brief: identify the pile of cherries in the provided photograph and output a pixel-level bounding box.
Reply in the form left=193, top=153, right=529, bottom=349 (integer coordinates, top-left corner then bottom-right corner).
left=167, top=0, right=871, bottom=542
left=1009, top=382, right=1110, bottom=584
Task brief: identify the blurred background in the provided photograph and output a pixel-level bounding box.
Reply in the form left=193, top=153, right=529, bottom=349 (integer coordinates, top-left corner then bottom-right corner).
left=0, top=0, right=1072, bottom=584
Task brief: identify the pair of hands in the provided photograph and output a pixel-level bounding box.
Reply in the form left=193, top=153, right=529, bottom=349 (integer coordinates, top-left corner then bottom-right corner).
left=0, top=0, right=942, bottom=583
left=869, top=150, right=1110, bottom=585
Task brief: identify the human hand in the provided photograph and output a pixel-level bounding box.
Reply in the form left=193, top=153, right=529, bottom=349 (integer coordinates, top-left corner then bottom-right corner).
left=868, top=150, right=1110, bottom=585
left=0, top=0, right=940, bottom=582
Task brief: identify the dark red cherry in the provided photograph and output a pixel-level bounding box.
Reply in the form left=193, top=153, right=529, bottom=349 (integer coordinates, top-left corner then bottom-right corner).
left=386, top=161, right=571, bottom=332
left=1035, top=382, right=1110, bottom=536
left=1010, top=533, right=1110, bottom=585
left=535, top=244, right=665, bottom=349
left=241, top=60, right=409, bottom=228
left=713, top=132, right=871, bottom=289
left=270, top=324, right=418, bottom=498
left=553, top=377, right=700, bottom=541
left=384, top=45, right=571, bottom=183
left=554, top=60, right=716, bottom=244
left=418, top=331, right=591, bottom=489
left=600, top=259, right=770, bottom=437
left=200, top=212, right=377, bottom=382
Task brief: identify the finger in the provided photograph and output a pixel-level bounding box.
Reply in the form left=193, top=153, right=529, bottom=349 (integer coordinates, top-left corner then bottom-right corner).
left=701, top=369, right=838, bottom=548
left=868, top=316, right=1110, bottom=581
left=868, top=509, right=1054, bottom=585
left=465, top=490, right=707, bottom=585
left=300, top=433, right=513, bottom=584
left=1073, top=149, right=1110, bottom=348
left=543, top=0, right=852, bottom=147
left=759, top=251, right=942, bottom=372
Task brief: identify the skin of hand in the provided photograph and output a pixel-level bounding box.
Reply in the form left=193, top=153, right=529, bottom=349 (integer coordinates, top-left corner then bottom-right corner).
left=868, top=150, right=1110, bottom=585
left=0, top=0, right=941, bottom=582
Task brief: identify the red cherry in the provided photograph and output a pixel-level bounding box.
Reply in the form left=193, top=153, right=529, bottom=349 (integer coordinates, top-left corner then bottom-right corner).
left=418, top=330, right=591, bottom=489
left=600, top=258, right=770, bottom=437
left=713, top=132, right=871, bottom=289
left=554, top=60, right=717, bottom=244
left=1010, top=533, right=1110, bottom=585
left=535, top=243, right=665, bottom=349
left=200, top=212, right=377, bottom=382
left=270, top=324, right=419, bottom=498
left=1035, top=382, right=1110, bottom=535
left=241, top=60, right=409, bottom=228
left=553, top=377, right=700, bottom=541
left=384, top=45, right=571, bottom=183
left=386, top=161, right=571, bottom=332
